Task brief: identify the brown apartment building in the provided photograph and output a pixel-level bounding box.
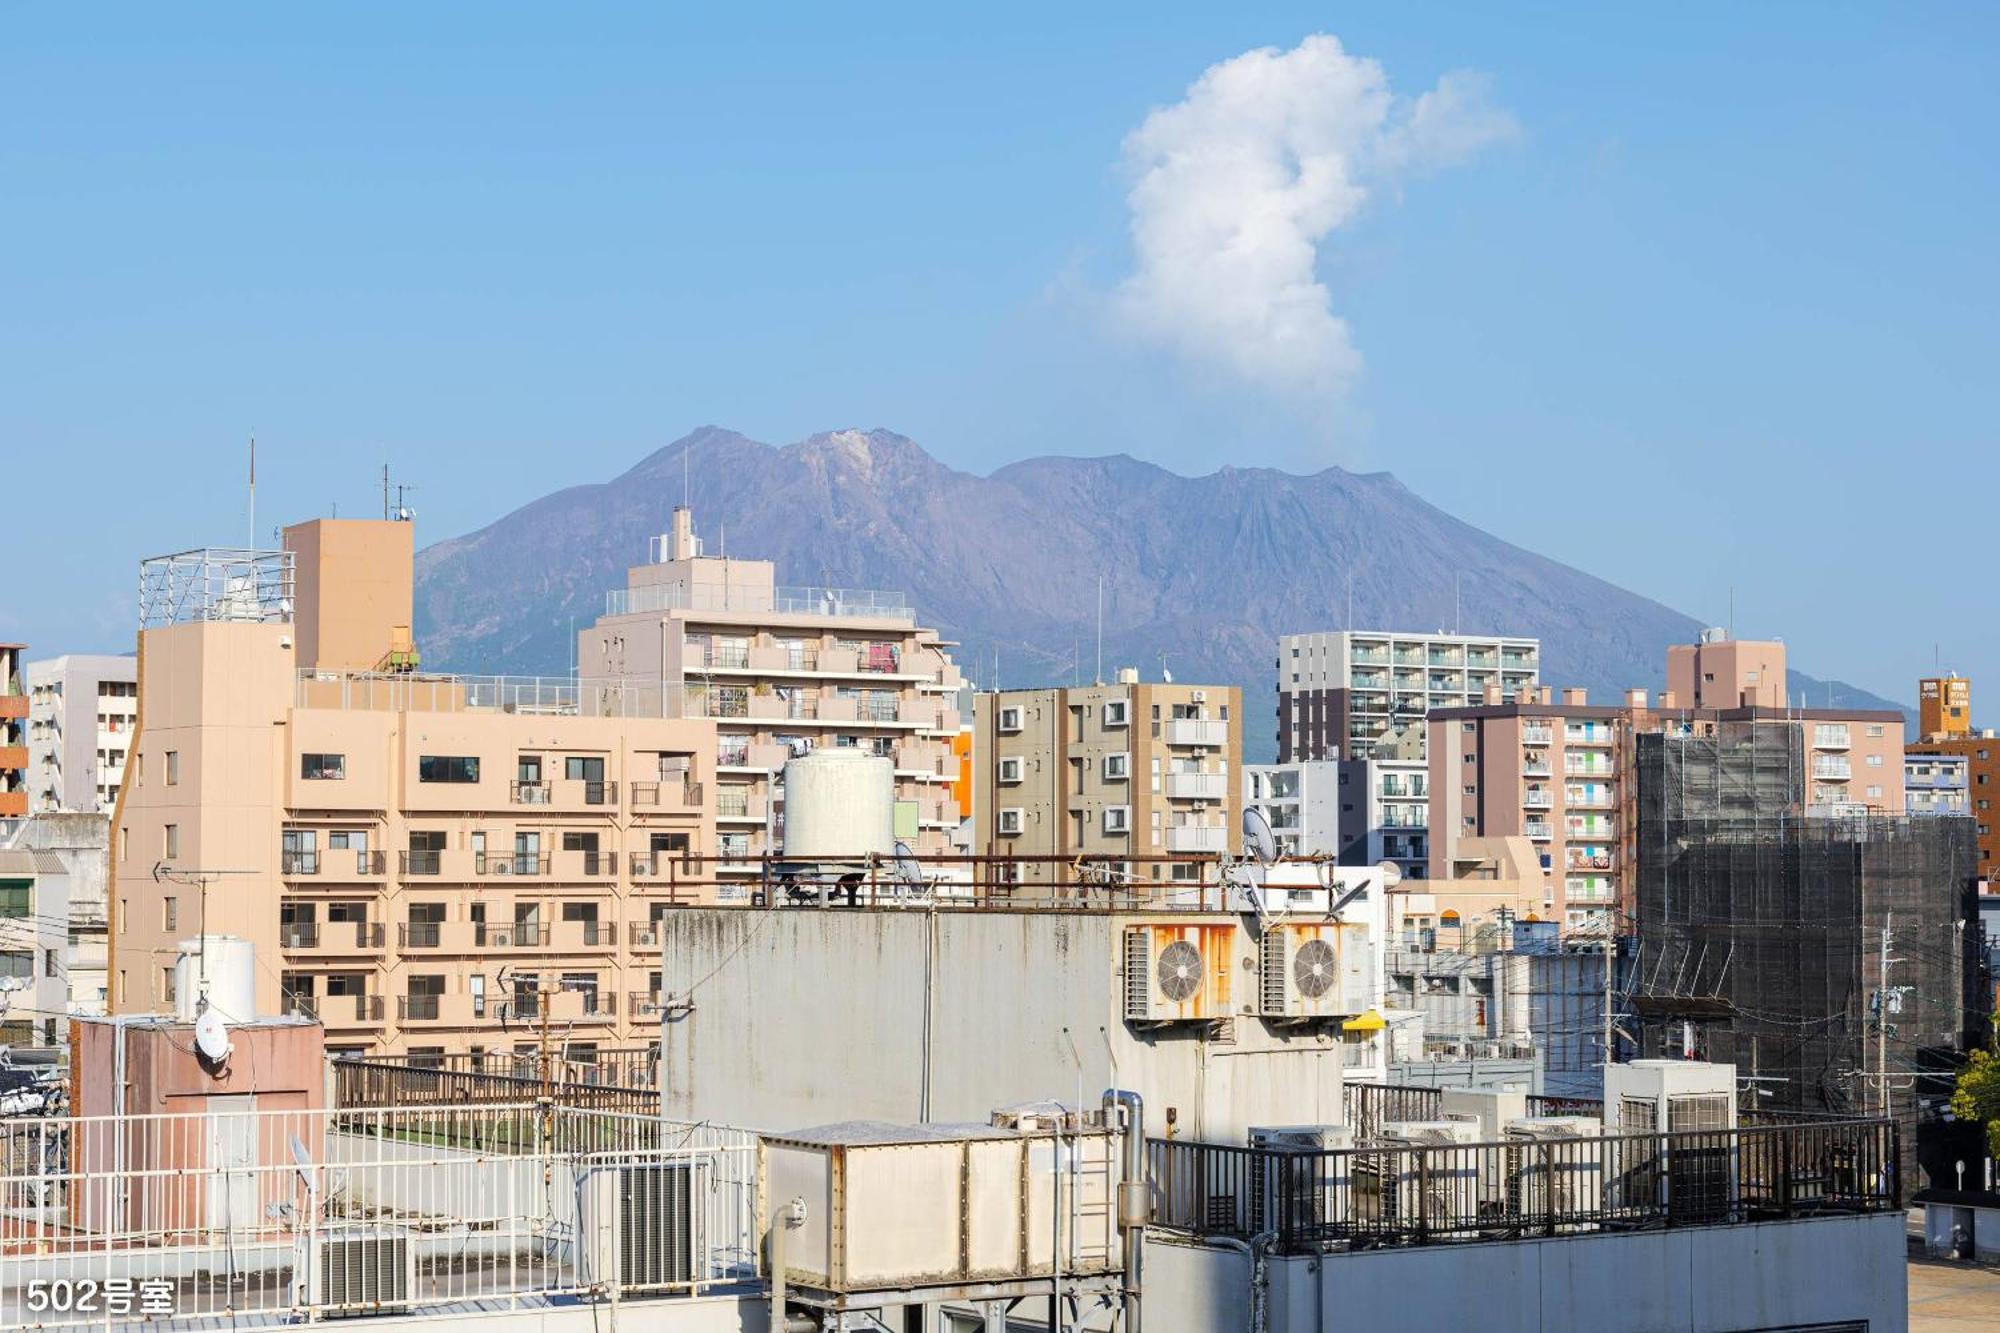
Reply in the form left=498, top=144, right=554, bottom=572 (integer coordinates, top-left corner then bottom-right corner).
left=582, top=508, right=964, bottom=886
left=1429, top=633, right=1905, bottom=930
left=111, top=520, right=718, bottom=1060
left=1907, top=674, right=1999, bottom=883
left=972, top=671, right=1242, bottom=888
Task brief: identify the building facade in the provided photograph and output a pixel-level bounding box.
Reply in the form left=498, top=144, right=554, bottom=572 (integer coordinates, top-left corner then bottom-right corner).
left=1908, top=751, right=1971, bottom=817
left=111, top=522, right=719, bottom=1060
left=1243, top=761, right=1341, bottom=859
left=582, top=508, right=963, bottom=883
left=1276, top=630, right=1539, bottom=763
left=25, top=654, right=137, bottom=814
left=972, top=674, right=1242, bottom=887
left=1907, top=675, right=2000, bottom=884
left=0, top=644, right=26, bottom=823
left=0, top=846, right=71, bottom=1046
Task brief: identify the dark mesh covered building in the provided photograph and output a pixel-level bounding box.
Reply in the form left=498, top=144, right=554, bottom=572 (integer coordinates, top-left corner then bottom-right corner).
left=1631, top=722, right=1983, bottom=1181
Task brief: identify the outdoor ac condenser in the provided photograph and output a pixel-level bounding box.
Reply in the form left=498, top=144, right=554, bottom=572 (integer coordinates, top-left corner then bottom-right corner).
left=577, top=1160, right=703, bottom=1290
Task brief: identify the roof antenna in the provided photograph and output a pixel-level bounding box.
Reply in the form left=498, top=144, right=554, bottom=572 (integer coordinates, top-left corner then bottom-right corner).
left=247, top=435, right=256, bottom=550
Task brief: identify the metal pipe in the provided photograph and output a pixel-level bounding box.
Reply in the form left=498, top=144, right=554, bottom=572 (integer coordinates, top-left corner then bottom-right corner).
left=1207, top=1233, right=1276, bottom=1333
left=1102, top=1089, right=1146, bottom=1333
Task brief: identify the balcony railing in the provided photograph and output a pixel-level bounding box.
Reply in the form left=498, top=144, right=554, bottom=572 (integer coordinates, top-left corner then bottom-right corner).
left=400, top=849, right=443, bottom=876
left=399, top=921, right=443, bottom=949
left=478, top=852, right=551, bottom=876
left=1522, top=727, right=1554, bottom=746
left=629, top=921, right=660, bottom=948
left=1165, top=719, right=1228, bottom=748
left=475, top=923, right=546, bottom=948
left=631, top=778, right=703, bottom=806
left=280, top=850, right=320, bottom=876
left=581, top=780, right=618, bottom=805
left=511, top=780, right=552, bottom=805
left=1524, top=791, right=1554, bottom=809
left=398, top=994, right=442, bottom=1022
left=280, top=922, right=318, bottom=948
left=628, top=990, right=663, bottom=1017
left=1524, top=822, right=1554, bottom=840
left=324, top=993, right=384, bottom=1024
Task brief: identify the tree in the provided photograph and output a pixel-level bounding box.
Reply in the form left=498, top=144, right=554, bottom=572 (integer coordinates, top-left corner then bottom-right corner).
left=1951, top=1048, right=2000, bottom=1158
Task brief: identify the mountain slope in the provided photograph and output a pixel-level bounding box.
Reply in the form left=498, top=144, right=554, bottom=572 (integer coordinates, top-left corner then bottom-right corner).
left=413, top=427, right=1905, bottom=760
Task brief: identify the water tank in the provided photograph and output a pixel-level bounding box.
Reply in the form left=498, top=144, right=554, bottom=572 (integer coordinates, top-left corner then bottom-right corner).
left=173, top=935, right=257, bottom=1022
left=782, top=748, right=894, bottom=861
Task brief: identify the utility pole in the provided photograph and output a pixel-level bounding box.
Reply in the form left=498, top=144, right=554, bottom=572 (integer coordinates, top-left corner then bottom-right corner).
left=1870, top=914, right=1911, bottom=1118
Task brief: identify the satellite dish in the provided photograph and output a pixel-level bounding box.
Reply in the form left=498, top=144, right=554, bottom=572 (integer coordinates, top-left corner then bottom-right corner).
left=193, top=1007, right=233, bottom=1067
left=1242, top=807, right=1277, bottom=864
left=1375, top=859, right=1404, bottom=889
left=891, top=840, right=927, bottom=897
left=289, top=1134, right=314, bottom=1169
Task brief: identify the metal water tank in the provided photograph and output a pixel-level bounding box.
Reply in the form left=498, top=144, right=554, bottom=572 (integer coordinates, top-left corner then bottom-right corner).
left=782, top=748, right=894, bottom=861
left=173, top=935, right=258, bottom=1022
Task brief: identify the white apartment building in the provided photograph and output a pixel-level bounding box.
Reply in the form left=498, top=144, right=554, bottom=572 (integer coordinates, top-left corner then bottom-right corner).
left=583, top=508, right=964, bottom=880
left=1243, top=761, right=1342, bottom=858
left=26, top=654, right=137, bottom=814
left=1277, top=629, right=1540, bottom=762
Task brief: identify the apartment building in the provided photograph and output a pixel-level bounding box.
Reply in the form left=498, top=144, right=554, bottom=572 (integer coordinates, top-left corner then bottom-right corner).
left=1276, top=629, right=1539, bottom=762
left=25, top=654, right=137, bottom=813
left=111, top=521, right=718, bottom=1060
left=582, top=508, right=963, bottom=880
left=972, top=672, right=1240, bottom=886
left=1907, top=674, right=2000, bottom=882
left=1430, top=634, right=1906, bottom=930
left=0, top=644, right=26, bottom=822
left=1907, top=752, right=1970, bottom=817
left=1242, top=761, right=1340, bottom=858
left=0, top=847, right=72, bottom=1046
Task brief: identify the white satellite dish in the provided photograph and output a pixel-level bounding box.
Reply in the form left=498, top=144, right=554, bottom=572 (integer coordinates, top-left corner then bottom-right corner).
left=1375, top=859, right=1404, bottom=889
left=1242, top=806, right=1277, bottom=864
left=193, top=1007, right=233, bottom=1066
left=891, top=840, right=928, bottom=898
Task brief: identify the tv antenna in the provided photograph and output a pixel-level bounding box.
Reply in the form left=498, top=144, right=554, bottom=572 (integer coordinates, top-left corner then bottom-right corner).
left=151, top=863, right=255, bottom=1005
left=381, top=465, right=417, bottom=522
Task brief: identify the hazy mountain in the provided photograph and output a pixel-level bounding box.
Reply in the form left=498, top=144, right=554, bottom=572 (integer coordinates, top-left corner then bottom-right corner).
left=413, top=427, right=1906, bottom=761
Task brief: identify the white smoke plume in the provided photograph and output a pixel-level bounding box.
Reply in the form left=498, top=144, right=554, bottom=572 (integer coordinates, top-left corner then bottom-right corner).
left=1115, top=34, right=1515, bottom=404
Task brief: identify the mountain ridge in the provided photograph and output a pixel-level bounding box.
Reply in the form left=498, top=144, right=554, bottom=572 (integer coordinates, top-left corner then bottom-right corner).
left=413, top=426, right=1907, bottom=761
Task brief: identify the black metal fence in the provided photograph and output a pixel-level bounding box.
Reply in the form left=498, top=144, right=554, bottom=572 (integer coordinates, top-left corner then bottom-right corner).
left=332, top=1051, right=661, bottom=1114
left=1148, top=1116, right=1897, bottom=1252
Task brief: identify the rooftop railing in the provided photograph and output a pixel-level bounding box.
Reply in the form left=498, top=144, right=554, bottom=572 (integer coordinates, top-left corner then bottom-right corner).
left=604, top=581, right=914, bottom=623
left=295, top=669, right=671, bottom=718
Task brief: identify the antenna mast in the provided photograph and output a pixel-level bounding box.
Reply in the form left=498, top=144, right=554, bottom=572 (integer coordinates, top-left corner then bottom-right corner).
left=247, top=436, right=256, bottom=550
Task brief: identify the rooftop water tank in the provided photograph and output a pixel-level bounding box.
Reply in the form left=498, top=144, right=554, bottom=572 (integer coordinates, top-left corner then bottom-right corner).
left=173, top=935, right=257, bottom=1023
left=782, top=748, right=894, bottom=862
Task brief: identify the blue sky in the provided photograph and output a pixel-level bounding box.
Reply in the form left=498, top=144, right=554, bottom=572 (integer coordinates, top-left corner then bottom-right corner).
left=4, top=3, right=1994, bottom=704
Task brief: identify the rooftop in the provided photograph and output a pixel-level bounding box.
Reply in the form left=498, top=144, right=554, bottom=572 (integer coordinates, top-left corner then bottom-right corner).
left=604, top=582, right=914, bottom=623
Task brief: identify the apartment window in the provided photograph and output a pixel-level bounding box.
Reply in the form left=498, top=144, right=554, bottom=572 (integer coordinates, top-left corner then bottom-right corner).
left=163, top=897, right=178, bottom=931
left=997, top=757, right=1024, bottom=785
left=165, top=751, right=180, bottom=785
left=997, top=707, right=1023, bottom=733
left=119, top=827, right=128, bottom=862
left=301, top=753, right=346, bottom=780
left=1103, top=753, right=1130, bottom=781
left=1463, top=785, right=1476, bottom=796
left=1866, top=785, right=1883, bottom=799
left=1867, top=725, right=1885, bottom=738
left=1462, top=723, right=1475, bottom=733
left=165, top=824, right=180, bottom=859
left=419, top=755, right=481, bottom=783
left=997, top=808, right=1024, bottom=836
left=162, top=968, right=177, bottom=1006
left=1103, top=806, right=1131, bottom=835
left=0, top=886, right=28, bottom=920
left=119, top=900, right=127, bottom=934
left=1866, top=754, right=1883, bottom=767
left=1103, top=699, right=1130, bottom=728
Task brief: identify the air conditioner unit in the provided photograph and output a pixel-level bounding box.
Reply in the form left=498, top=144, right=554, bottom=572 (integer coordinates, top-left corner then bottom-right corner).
left=1354, top=1121, right=1483, bottom=1234
left=1503, top=1117, right=1603, bottom=1226
left=1258, top=922, right=1368, bottom=1021
left=306, top=1228, right=417, bottom=1316
left=1602, top=1061, right=1737, bottom=1223
left=1123, top=924, right=1232, bottom=1024
left=1440, top=1087, right=1530, bottom=1142
left=1248, top=1125, right=1353, bottom=1236
left=1190, top=690, right=1208, bottom=704
left=578, top=1160, right=703, bottom=1291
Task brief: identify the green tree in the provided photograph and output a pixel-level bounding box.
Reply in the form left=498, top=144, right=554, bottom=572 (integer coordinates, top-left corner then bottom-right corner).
left=1951, top=1048, right=2000, bottom=1158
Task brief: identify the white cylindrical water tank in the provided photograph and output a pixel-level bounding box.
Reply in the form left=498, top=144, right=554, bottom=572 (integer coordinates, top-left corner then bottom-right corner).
left=173, top=935, right=258, bottom=1022
left=782, top=748, right=895, bottom=861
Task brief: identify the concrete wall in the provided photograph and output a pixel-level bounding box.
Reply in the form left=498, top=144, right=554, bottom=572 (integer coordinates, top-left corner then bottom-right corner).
left=1148, top=1212, right=1906, bottom=1333
left=657, top=908, right=1353, bottom=1143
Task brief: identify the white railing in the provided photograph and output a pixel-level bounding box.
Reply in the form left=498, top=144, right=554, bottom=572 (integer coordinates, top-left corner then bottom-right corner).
left=605, top=581, right=914, bottom=623
left=0, top=1103, right=758, bottom=1328
left=295, top=670, right=671, bottom=719
left=1163, top=719, right=1227, bottom=748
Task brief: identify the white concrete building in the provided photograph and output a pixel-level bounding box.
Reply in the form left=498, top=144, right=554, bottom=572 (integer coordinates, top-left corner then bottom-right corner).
left=1243, top=761, right=1342, bottom=858
left=25, top=653, right=137, bottom=814
left=0, top=846, right=71, bottom=1045
left=1277, top=629, right=1539, bottom=762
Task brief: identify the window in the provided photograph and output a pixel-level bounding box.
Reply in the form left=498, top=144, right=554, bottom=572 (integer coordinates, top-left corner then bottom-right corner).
left=997, top=757, right=1023, bottom=785
left=997, top=707, right=1023, bottom=733
left=419, top=755, right=481, bottom=783
left=1102, top=806, right=1131, bottom=835
left=0, top=885, right=28, bottom=920
left=165, top=824, right=179, bottom=859
left=164, top=897, right=178, bottom=931
left=1866, top=754, right=1883, bottom=767
left=301, top=753, right=346, bottom=780
left=1102, top=700, right=1130, bottom=728
left=1867, top=725, right=1885, bottom=738
left=165, top=751, right=180, bottom=785
left=1866, top=785, right=1883, bottom=799
left=119, top=826, right=128, bottom=862
left=1462, top=723, right=1475, bottom=733
left=997, top=808, right=1024, bottom=835
left=1103, top=752, right=1130, bottom=781
left=162, top=968, right=177, bottom=1006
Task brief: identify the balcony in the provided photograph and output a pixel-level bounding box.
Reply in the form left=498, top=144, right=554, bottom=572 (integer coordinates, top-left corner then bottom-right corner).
left=1812, top=727, right=1851, bottom=751
left=400, top=849, right=443, bottom=877
left=559, top=779, right=619, bottom=808
left=1166, top=826, right=1227, bottom=853
left=1563, top=726, right=1614, bottom=747
left=628, top=991, right=663, bottom=1018
left=1566, top=850, right=1617, bottom=872
left=1164, top=719, right=1227, bottom=749
left=629, top=921, right=660, bottom=949
left=1378, top=780, right=1425, bottom=798
left=1523, top=790, right=1553, bottom=809
left=1165, top=772, right=1226, bottom=801
left=1521, top=727, right=1554, bottom=746
left=716, top=789, right=766, bottom=821
left=1350, top=647, right=1388, bottom=666
left=1563, top=761, right=1615, bottom=778
left=281, top=851, right=320, bottom=877
left=279, top=921, right=319, bottom=948
left=630, top=852, right=691, bottom=880
left=1523, top=822, right=1553, bottom=841
left=398, top=921, right=443, bottom=949
left=474, top=923, right=547, bottom=948
left=550, top=919, right=619, bottom=950
left=478, top=852, right=551, bottom=877
left=323, top=994, right=385, bottom=1027
left=399, top=994, right=443, bottom=1022
left=511, top=780, right=552, bottom=805
left=1521, top=756, right=1552, bottom=778
left=631, top=778, right=704, bottom=808
left=1812, top=759, right=1853, bottom=781
left=1565, top=790, right=1616, bottom=810
left=284, top=920, right=384, bottom=953
left=555, top=850, right=618, bottom=879
left=340, top=849, right=388, bottom=877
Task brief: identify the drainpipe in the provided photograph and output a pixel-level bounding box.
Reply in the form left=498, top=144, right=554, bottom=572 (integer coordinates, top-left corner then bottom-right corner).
left=768, top=1196, right=812, bottom=1333
left=1102, top=1089, right=1147, bottom=1333
left=1207, top=1233, right=1276, bottom=1333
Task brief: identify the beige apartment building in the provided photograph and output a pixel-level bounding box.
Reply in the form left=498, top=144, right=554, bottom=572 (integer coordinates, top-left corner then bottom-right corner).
left=582, top=508, right=963, bottom=883
left=111, top=520, right=717, bottom=1061
left=1428, top=633, right=1905, bottom=931
left=971, top=672, right=1242, bottom=888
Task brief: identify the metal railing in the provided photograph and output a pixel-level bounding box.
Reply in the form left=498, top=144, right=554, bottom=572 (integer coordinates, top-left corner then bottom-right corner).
left=400, top=849, right=443, bottom=876
left=280, top=850, right=319, bottom=876
left=512, top=779, right=551, bottom=804
left=1147, top=1116, right=1898, bottom=1252
left=478, top=852, right=552, bottom=876
left=605, top=580, right=914, bottom=622
left=399, top=921, right=443, bottom=948
left=475, top=923, right=547, bottom=948
left=295, top=669, right=670, bottom=719
left=0, top=1101, right=757, bottom=1327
